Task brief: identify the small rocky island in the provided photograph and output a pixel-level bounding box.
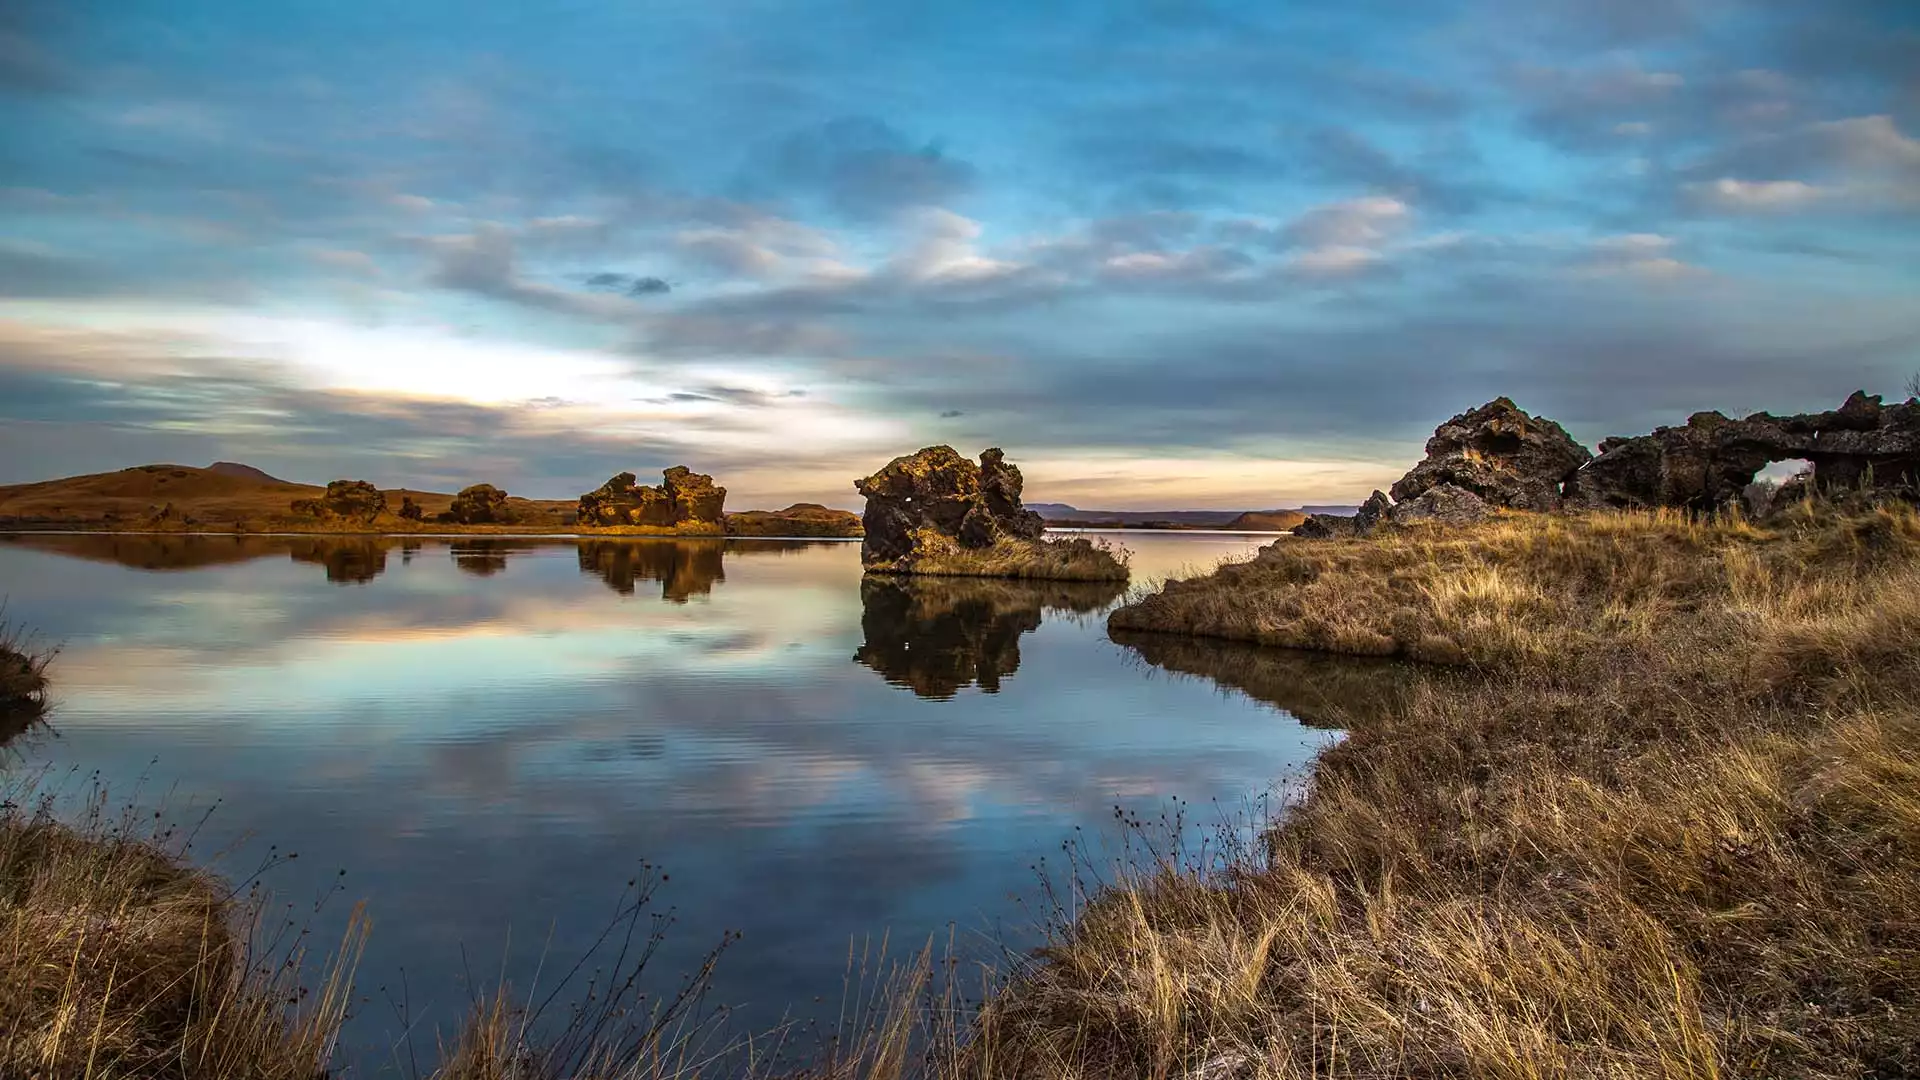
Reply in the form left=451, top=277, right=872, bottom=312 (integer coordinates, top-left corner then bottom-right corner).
left=854, top=446, right=1128, bottom=580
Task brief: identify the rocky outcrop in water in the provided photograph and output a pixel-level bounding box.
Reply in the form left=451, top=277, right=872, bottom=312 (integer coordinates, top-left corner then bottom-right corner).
left=442, top=484, right=514, bottom=525
left=1566, top=392, right=1920, bottom=510
left=578, top=467, right=726, bottom=530
left=290, top=480, right=387, bottom=523
left=856, top=446, right=1044, bottom=565
left=854, top=447, right=1124, bottom=579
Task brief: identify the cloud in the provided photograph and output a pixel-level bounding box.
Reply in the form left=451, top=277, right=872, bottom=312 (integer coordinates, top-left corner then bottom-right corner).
left=584, top=271, right=672, bottom=296
left=1281, top=196, right=1412, bottom=248
left=1685, top=177, right=1829, bottom=212
left=424, top=226, right=641, bottom=318
left=765, top=117, right=975, bottom=219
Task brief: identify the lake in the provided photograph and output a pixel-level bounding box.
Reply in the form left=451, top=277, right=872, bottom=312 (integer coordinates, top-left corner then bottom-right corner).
left=0, top=530, right=1341, bottom=1072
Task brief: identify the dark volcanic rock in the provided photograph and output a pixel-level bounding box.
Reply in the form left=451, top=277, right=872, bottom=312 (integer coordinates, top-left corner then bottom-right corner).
left=1391, top=398, right=1591, bottom=512
left=1354, top=490, right=1393, bottom=532
left=578, top=467, right=727, bottom=529
left=1568, top=392, right=1920, bottom=511
left=1388, top=483, right=1492, bottom=526
left=854, top=446, right=1044, bottom=567
left=1292, top=513, right=1360, bottom=539
left=290, top=480, right=387, bottom=523
left=444, top=483, right=514, bottom=525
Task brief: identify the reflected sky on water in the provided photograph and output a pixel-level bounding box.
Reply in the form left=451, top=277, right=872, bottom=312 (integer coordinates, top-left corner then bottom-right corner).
left=0, top=530, right=1348, bottom=1072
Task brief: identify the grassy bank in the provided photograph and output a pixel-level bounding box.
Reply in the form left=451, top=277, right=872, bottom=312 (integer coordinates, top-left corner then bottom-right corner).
left=867, top=533, right=1131, bottom=582
left=1007, top=504, right=1917, bottom=1077
left=0, top=626, right=49, bottom=725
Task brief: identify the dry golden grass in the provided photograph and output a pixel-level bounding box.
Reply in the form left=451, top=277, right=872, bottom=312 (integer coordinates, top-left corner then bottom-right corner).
left=871, top=532, right=1131, bottom=582
left=973, top=503, right=1920, bottom=1078
left=0, top=788, right=364, bottom=1079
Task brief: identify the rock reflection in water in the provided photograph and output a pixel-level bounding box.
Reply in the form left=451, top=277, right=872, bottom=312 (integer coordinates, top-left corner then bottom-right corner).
left=1110, top=628, right=1457, bottom=729
left=856, top=576, right=1127, bottom=699
left=450, top=539, right=546, bottom=577
left=287, top=538, right=389, bottom=584
left=575, top=539, right=726, bottom=601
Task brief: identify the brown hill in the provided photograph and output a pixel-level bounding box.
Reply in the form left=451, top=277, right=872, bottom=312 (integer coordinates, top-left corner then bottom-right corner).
left=724, top=503, right=863, bottom=538
left=0, top=464, right=576, bottom=530
left=1221, top=509, right=1308, bottom=532
left=205, top=461, right=290, bottom=484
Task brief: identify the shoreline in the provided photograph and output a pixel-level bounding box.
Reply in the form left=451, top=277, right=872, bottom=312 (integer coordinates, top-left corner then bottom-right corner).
left=0, top=525, right=864, bottom=541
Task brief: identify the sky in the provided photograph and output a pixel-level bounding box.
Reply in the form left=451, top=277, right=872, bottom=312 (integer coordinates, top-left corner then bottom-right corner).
left=1, top=0, right=1917, bottom=510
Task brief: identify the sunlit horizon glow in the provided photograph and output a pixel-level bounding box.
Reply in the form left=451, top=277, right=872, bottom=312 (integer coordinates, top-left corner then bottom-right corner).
left=1, top=1, right=1916, bottom=510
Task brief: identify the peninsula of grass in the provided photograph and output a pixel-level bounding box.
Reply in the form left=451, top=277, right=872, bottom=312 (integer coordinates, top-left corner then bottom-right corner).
left=866, top=532, right=1130, bottom=582
left=1008, top=501, right=1917, bottom=1078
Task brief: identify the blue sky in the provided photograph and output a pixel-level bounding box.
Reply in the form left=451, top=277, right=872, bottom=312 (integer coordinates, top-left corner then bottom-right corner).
left=1, top=0, right=1916, bottom=508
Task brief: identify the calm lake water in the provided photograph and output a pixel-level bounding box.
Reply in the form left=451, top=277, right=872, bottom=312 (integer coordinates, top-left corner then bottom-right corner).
left=0, top=531, right=1343, bottom=1072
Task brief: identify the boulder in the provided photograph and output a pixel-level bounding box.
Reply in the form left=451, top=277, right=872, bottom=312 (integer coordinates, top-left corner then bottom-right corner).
left=578, top=467, right=727, bottom=529
left=1292, top=513, right=1360, bottom=539
left=1386, top=483, right=1492, bottom=526
left=290, top=480, right=387, bottom=523
left=1390, top=398, right=1591, bottom=511
left=1567, top=392, right=1920, bottom=511
left=444, top=483, right=514, bottom=525
left=1354, top=490, right=1393, bottom=532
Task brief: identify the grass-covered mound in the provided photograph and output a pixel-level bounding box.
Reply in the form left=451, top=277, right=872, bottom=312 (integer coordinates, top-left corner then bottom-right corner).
left=977, top=504, right=1920, bottom=1078
left=868, top=532, right=1130, bottom=582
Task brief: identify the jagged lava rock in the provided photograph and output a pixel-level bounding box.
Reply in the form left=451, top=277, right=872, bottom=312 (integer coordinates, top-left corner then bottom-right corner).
left=854, top=446, right=1123, bottom=579
left=290, top=480, right=387, bottom=522
left=1391, top=397, right=1592, bottom=512
left=578, top=467, right=727, bottom=528
left=1387, top=483, right=1491, bottom=526
left=855, top=446, right=1041, bottom=566
left=1568, top=391, right=1920, bottom=510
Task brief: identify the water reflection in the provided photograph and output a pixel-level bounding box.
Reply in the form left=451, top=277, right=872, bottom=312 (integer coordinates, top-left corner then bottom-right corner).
left=575, top=539, right=726, bottom=600
left=0, top=529, right=1329, bottom=1070
left=1111, top=628, right=1456, bottom=728
left=0, top=534, right=841, bottom=596
left=287, top=537, right=389, bottom=584
left=0, top=532, right=291, bottom=571
left=856, top=576, right=1127, bottom=699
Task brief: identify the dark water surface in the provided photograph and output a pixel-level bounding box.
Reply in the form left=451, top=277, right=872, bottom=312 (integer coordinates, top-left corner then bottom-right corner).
left=0, top=531, right=1339, bottom=1071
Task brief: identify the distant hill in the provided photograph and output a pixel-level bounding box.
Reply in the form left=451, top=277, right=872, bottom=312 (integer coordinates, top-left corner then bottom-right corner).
left=1031, top=502, right=1321, bottom=531
left=206, top=461, right=290, bottom=484
left=1221, top=510, right=1308, bottom=532
left=0, top=464, right=574, bottom=528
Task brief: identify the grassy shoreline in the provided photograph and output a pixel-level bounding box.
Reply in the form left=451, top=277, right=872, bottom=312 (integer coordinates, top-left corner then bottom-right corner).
left=7, top=505, right=1917, bottom=1076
